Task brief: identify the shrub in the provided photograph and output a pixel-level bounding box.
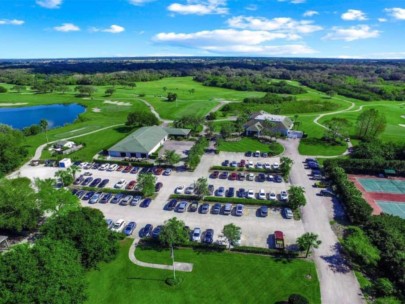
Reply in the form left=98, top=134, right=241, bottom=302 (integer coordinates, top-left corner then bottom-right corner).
left=288, top=294, right=309, bottom=304
left=374, top=278, right=395, bottom=297
left=203, top=196, right=284, bottom=207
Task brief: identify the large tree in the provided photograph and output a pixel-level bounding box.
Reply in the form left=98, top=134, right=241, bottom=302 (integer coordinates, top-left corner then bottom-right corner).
left=40, top=207, right=120, bottom=269
left=0, top=239, right=87, bottom=303
left=137, top=173, right=157, bottom=197
left=324, top=118, right=351, bottom=142
left=280, top=157, right=294, bottom=180
left=163, top=150, right=181, bottom=166
left=222, top=223, right=242, bottom=249
left=356, top=108, right=386, bottom=140
left=0, top=125, right=28, bottom=176
left=287, top=186, right=306, bottom=210
left=194, top=177, right=210, bottom=198
left=297, top=232, right=322, bottom=258
left=126, top=110, right=159, bottom=127
left=74, top=85, right=97, bottom=97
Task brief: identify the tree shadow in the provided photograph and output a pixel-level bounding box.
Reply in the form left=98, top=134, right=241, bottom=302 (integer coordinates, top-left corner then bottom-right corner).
left=127, top=277, right=165, bottom=282
left=114, top=126, right=134, bottom=134
left=331, top=197, right=350, bottom=225
left=320, top=243, right=352, bottom=274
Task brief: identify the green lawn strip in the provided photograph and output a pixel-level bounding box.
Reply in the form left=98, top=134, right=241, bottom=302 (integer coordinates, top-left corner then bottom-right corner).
left=85, top=239, right=320, bottom=304
left=218, top=138, right=284, bottom=155
left=298, top=138, right=347, bottom=156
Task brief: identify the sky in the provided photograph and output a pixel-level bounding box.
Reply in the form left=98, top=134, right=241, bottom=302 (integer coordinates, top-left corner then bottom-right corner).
left=0, top=0, right=405, bottom=59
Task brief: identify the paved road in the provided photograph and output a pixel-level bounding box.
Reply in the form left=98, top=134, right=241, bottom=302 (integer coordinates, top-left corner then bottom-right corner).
left=281, top=138, right=365, bottom=304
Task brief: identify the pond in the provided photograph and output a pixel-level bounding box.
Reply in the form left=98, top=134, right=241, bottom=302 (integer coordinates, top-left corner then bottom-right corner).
left=0, top=103, right=86, bottom=129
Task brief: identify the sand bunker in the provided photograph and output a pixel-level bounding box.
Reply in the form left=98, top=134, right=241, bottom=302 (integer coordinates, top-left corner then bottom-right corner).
left=0, top=102, right=28, bottom=106
left=92, top=108, right=101, bottom=112
left=399, top=124, right=405, bottom=128
left=104, top=100, right=131, bottom=106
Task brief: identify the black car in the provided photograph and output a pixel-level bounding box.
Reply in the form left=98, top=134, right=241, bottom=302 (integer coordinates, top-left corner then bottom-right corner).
left=152, top=226, right=163, bottom=239
left=89, top=178, right=101, bottom=187
left=82, top=191, right=95, bottom=200
left=71, top=188, right=78, bottom=195
left=111, top=193, right=124, bottom=204
left=75, top=190, right=85, bottom=198
left=257, top=173, right=266, bottom=182
left=222, top=160, right=230, bottom=167
left=203, top=229, right=214, bottom=244
left=208, top=184, right=214, bottom=195
left=238, top=188, right=246, bottom=198
left=188, top=201, right=199, bottom=212
left=99, top=193, right=112, bottom=204
left=82, top=177, right=93, bottom=186
left=98, top=179, right=109, bottom=188
left=92, top=163, right=100, bottom=169
left=166, top=199, right=177, bottom=211
left=245, top=151, right=252, bottom=157
left=219, top=171, right=228, bottom=179
left=308, top=162, right=320, bottom=169
left=140, top=167, right=149, bottom=174
left=274, top=175, right=283, bottom=183
left=141, top=224, right=153, bottom=238
left=200, top=203, right=210, bottom=214
left=73, top=175, right=84, bottom=185
left=141, top=198, right=152, bottom=208
left=211, top=203, right=221, bottom=214
left=155, top=182, right=163, bottom=192
left=226, top=187, right=235, bottom=197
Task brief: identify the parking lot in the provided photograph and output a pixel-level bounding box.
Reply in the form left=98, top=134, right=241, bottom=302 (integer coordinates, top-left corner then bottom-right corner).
left=17, top=151, right=305, bottom=248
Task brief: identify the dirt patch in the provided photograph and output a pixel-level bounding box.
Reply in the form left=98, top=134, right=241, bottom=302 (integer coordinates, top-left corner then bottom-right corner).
left=0, top=102, right=28, bottom=106
left=92, top=108, right=101, bottom=112
left=104, top=100, right=131, bottom=106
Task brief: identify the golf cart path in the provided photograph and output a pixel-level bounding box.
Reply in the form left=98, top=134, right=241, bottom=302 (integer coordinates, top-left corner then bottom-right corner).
left=281, top=139, right=365, bottom=304
left=128, top=239, right=193, bottom=272
left=138, top=98, right=173, bottom=126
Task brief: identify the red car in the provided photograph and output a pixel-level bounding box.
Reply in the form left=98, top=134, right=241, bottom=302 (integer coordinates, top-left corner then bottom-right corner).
left=126, top=180, right=137, bottom=190
left=239, top=160, right=246, bottom=167
left=211, top=171, right=219, bottom=179
left=116, top=165, right=125, bottom=172
left=154, top=167, right=163, bottom=175
left=122, top=166, right=132, bottom=173
left=229, top=172, right=238, bottom=181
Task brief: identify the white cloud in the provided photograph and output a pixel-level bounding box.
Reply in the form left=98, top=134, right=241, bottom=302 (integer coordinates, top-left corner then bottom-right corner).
left=303, top=10, right=319, bottom=17
left=324, top=25, right=380, bottom=41
left=202, top=44, right=315, bottom=55
left=227, top=16, right=322, bottom=37
left=278, top=0, right=306, bottom=4
left=385, top=8, right=405, bottom=20
left=341, top=9, right=367, bottom=21
left=167, top=0, right=228, bottom=15
left=245, top=4, right=257, bottom=11
left=36, top=0, right=62, bottom=9
left=129, top=0, right=156, bottom=5
left=378, top=18, right=387, bottom=22
left=91, top=25, right=125, bottom=34
left=0, top=19, right=24, bottom=25
left=53, top=23, right=80, bottom=32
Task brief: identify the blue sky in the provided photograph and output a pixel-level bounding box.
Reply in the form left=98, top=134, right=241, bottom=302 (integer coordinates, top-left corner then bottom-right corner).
left=0, top=0, right=404, bottom=59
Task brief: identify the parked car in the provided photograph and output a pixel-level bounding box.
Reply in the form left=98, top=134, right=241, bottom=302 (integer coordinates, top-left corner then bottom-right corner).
left=267, top=174, right=274, bottom=182
left=247, top=189, right=255, bottom=199
left=208, top=184, right=214, bottom=195
left=247, top=173, right=255, bottom=181
left=107, top=164, right=118, bottom=171
left=260, top=206, right=268, bottom=217
left=272, top=162, right=280, bottom=170
left=106, top=219, right=113, bottom=229
left=245, top=151, right=252, bottom=157
left=89, top=178, right=101, bottom=187
left=274, top=175, right=283, bottom=183
left=200, top=203, right=210, bottom=214
left=230, top=161, right=238, bottom=167
left=216, top=187, right=225, bottom=197
left=130, top=195, right=142, bottom=206
left=219, top=171, right=228, bottom=179
left=211, top=171, right=219, bottom=179
left=268, top=191, right=277, bottom=200
left=261, top=152, right=268, bottom=158
left=82, top=177, right=93, bottom=186
left=177, top=201, right=187, bottom=213
left=130, top=167, right=139, bottom=174
left=239, top=159, right=246, bottom=167
left=238, top=172, right=246, bottom=181
left=222, top=160, right=229, bottom=167
left=320, top=189, right=335, bottom=197
left=120, top=195, right=133, bottom=206
left=152, top=226, right=163, bottom=239
left=122, top=166, right=132, bottom=173
left=154, top=167, right=163, bottom=175
left=89, top=192, right=102, bottom=204
left=175, top=185, right=185, bottom=194
left=124, top=222, right=136, bottom=236
left=257, top=173, right=266, bottom=182
left=258, top=189, right=266, bottom=200
left=82, top=191, right=95, bottom=200
left=163, top=168, right=172, bottom=176
left=116, top=165, right=125, bottom=172
left=111, top=219, right=126, bottom=232
left=75, top=190, right=85, bottom=199
left=188, top=201, right=199, bottom=212
left=73, top=175, right=84, bottom=185
left=141, top=198, right=152, bottom=208
left=256, top=162, right=263, bottom=169
left=238, top=188, right=246, bottom=198
left=229, top=172, right=238, bottom=181
left=203, top=229, right=214, bottom=244
left=111, top=193, right=124, bottom=204
left=155, top=182, right=163, bottom=192
left=166, top=199, right=177, bottom=210
left=100, top=193, right=112, bottom=204
left=185, top=185, right=195, bottom=194
left=211, top=203, right=221, bottom=214
left=264, top=163, right=271, bottom=170
left=280, top=190, right=288, bottom=201
left=284, top=208, right=293, bottom=219
left=226, top=187, right=235, bottom=197
left=223, top=203, right=232, bottom=215
left=98, top=179, right=109, bottom=188
left=126, top=180, right=137, bottom=190
left=254, top=150, right=260, bottom=157
left=141, top=224, right=153, bottom=238
left=247, top=161, right=254, bottom=169
left=192, top=228, right=201, bottom=242
left=235, top=204, right=244, bottom=216
left=114, top=179, right=127, bottom=189
left=99, top=163, right=109, bottom=171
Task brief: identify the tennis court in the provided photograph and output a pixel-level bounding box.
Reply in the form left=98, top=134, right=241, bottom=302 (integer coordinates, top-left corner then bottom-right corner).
left=358, top=178, right=405, bottom=194
left=376, top=201, right=405, bottom=219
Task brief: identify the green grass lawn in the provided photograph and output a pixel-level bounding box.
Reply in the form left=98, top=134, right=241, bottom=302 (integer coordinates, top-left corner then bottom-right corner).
left=85, top=239, right=320, bottom=304
left=218, top=137, right=284, bottom=155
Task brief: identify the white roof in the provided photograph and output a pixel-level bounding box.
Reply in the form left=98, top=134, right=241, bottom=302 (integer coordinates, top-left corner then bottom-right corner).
left=255, top=113, right=286, bottom=122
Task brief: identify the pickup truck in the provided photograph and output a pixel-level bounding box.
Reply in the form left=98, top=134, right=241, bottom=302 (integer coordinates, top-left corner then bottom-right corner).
left=274, top=231, right=285, bottom=250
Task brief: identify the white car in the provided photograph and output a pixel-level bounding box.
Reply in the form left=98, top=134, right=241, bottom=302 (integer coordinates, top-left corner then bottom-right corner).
left=269, top=191, right=277, bottom=200
left=247, top=173, right=255, bottom=181
left=256, top=162, right=263, bottom=169
left=84, top=162, right=93, bottom=169
left=254, top=150, right=260, bottom=157
left=111, top=219, right=126, bottom=232
left=280, top=190, right=288, bottom=201
left=163, top=168, right=172, bottom=176
left=230, top=161, right=238, bottom=167
left=247, top=189, right=255, bottom=199
left=99, top=163, right=109, bottom=171
left=175, top=186, right=185, bottom=194
left=185, top=186, right=195, bottom=194
left=108, top=164, right=118, bottom=171
left=192, top=228, right=201, bottom=242
left=264, top=163, right=271, bottom=170
left=272, top=162, right=280, bottom=170
left=114, top=179, right=127, bottom=189
left=247, top=161, right=254, bottom=169
left=258, top=189, right=266, bottom=200
left=120, top=195, right=133, bottom=206
left=79, top=162, right=88, bottom=169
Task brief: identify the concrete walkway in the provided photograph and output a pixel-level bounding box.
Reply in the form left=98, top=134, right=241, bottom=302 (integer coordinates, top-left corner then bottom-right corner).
left=128, top=239, right=194, bottom=272
left=137, top=98, right=173, bottom=126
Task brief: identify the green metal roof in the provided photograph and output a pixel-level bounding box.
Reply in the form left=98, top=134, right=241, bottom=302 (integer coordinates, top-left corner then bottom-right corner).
left=108, top=126, right=190, bottom=154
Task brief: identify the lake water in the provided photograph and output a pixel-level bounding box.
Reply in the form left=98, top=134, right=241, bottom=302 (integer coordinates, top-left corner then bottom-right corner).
left=0, top=104, right=86, bottom=129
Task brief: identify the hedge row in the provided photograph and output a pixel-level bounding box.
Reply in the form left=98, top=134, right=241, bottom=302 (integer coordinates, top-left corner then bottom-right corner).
left=169, top=194, right=201, bottom=201
left=75, top=186, right=145, bottom=197
left=203, top=196, right=285, bottom=207
left=94, top=159, right=154, bottom=167
left=230, top=246, right=299, bottom=257
left=324, top=159, right=405, bottom=177
left=209, top=166, right=279, bottom=173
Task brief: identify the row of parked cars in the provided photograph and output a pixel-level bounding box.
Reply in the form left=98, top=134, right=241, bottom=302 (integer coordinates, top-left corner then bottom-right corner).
left=222, top=159, right=280, bottom=170
left=304, top=158, right=335, bottom=197
left=72, top=189, right=153, bottom=207
left=210, top=171, right=283, bottom=183
left=76, top=161, right=173, bottom=176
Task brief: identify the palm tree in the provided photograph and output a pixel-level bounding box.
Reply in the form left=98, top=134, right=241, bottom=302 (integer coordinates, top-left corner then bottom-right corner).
left=39, top=119, right=49, bottom=143
left=297, top=233, right=322, bottom=258
left=67, top=165, right=81, bottom=180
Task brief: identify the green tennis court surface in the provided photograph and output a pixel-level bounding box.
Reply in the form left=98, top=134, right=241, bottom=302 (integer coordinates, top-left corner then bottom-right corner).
left=358, top=178, right=405, bottom=194
left=377, top=201, right=405, bottom=219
